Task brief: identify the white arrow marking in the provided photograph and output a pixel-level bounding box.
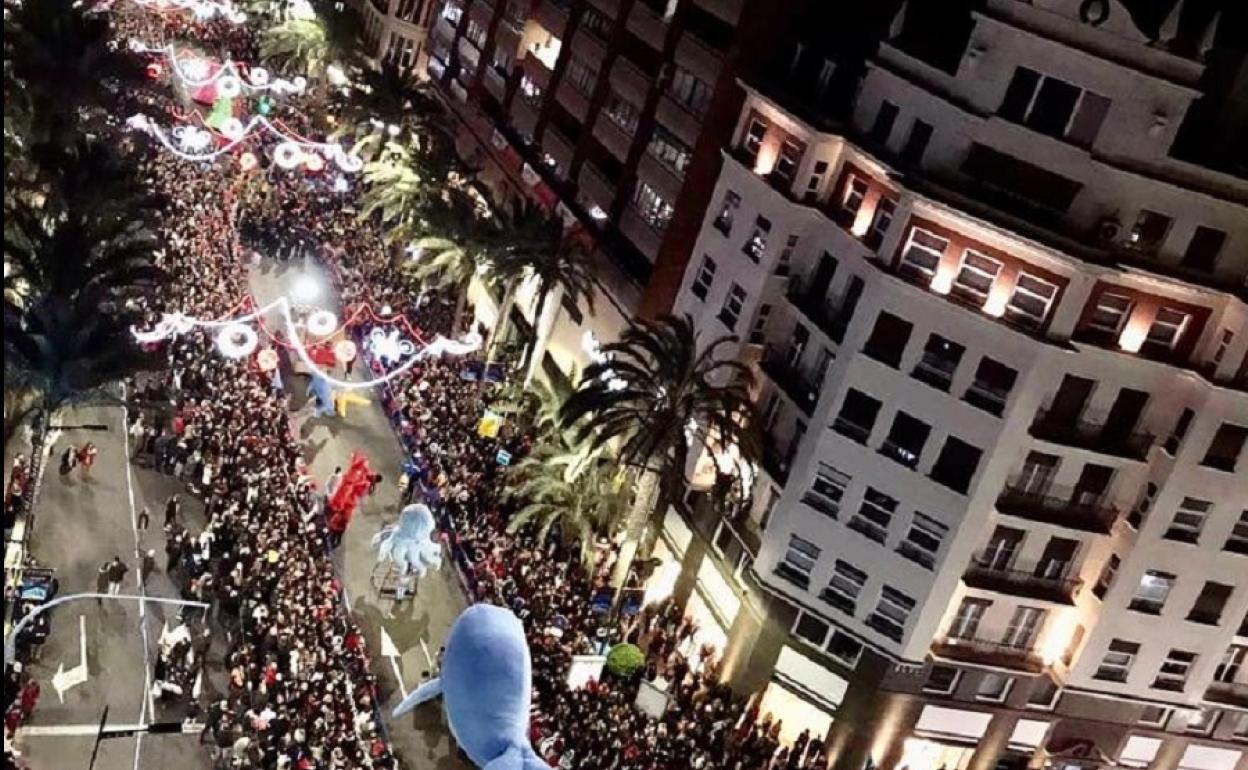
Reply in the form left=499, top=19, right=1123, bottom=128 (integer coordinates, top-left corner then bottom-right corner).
left=51, top=616, right=89, bottom=703
left=380, top=626, right=407, bottom=700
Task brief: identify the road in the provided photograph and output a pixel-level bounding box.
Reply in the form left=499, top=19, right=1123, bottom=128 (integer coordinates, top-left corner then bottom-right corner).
left=11, top=258, right=472, bottom=770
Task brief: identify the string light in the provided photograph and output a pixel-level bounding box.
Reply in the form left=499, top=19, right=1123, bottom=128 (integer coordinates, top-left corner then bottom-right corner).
left=128, top=41, right=307, bottom=95
left=131, top=0, right=247, bottom=24
left=126, top=114, right=364, bottom=173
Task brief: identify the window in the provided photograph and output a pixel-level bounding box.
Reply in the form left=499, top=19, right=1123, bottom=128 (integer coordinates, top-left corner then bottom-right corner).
left=913, top=334, right=965, bottom=391
left=900, top=228, right=948, bottom=282
left=863, top=312, right=913, bottom=368
left=841, top=176, right=869, bottom=220
left=1138, top=705, right=1171, bottom=727
left=793, top=612, right=829, bottom=646
left=775, top=235, right=798, bottom=277
left=1201, top=423, right=1246, bottom=472
left=579, top=5, right=611, bottom=37
left=648, top=125, right=692, bottom=174
left=826, top=631, right=863, bottom=667
left=951, top=251, right=1001, bottom=306
left=1143, top=308, right=1190, bottom=351
left=493, top=44, right=514, bottom=74
left=1164, top=408, right=1195, bottom=455
left=1129, top=570, right=1175, bottom=614
left=1127, top=210, right=1172, bottom=254
left=948, top=597, right=990, bottom=640
left=1165, top=497, right=1210, bottom=543
left=604, top=94, right=640, bottom=132
left=803, top=161, right=828, bottom=203
left=865, top=198, right=896, bottom=250
left=669, top=66, right=711, bottom=115
left=929, top=437, right=982, bottom=494
left=749, top=303, right=772, bottom=345
left=719, top=283, right=747, bottom=330
left=519, top=74, right=543, bottom=103
left=1128, top=481, right=1158, bottom=529
left=774, top=139, right=802, bottom=184
left=1002, top=606, right=1045, bottom=648
left=977, top=673, right=1014, bottom=702
left=870, top=100, right=899, bottom=144
left=465, top=18, right=487, bottom=47
left=900, top=119, right=932, bottom=165
left=898, top=513, right=947, bottom=570
left=923, top=665, right=961, bottom=694
left=1187, top=710, right=1219, bottom=735
left=1027, top=678, right=1061, bottom=709
left=775, top=534, right=820, bottom=589
left=1225, top=510, right=1248, bottom=555
left=849, top=487, right=897, bottom=544
left=742, top=117, right=767, bottom=162
left=1215, top=644, right=1246, bottom=683
left=1153, top=649, right=1197, bottom=691
left=821, top=559, right=867, bottom=615
left=1182, top=226, right=1226, bottom=272
left=1094, top=639, right=1139, bottom=682
left=868, top=586, right=915, bottom=642
left=1092, top=554, right=1120, bottom=600
left=1213, top=328, right=1235, bottom=367
left=1088, top=293, right=1134, bottom=336
left=441, top=0, right=462, bottom=22
left=742, top=216, right=771, bottom=262
left=633, top=181, right=673, bottom=230
left=802, top=462, right=849, bottom=519
left=1234, top=712, right=1248, bottom=741
left=1005, top=272, right=1058, bottom=330
left=1187, top=582, right=1232, bottom=625
left=834, top=389, right=881, bottom=444
left=965, top=357, right=1018, bottom=416
left=999, top=67, right=1110, bottom=147
left=713, top=190, right=739, bottom=235
left=687, top=257, right=717, bottom=303
left=880, top=412, right=931, bottom=469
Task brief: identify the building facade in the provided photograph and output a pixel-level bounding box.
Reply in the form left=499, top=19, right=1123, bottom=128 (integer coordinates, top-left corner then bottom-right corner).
left=352, top=0, right=438, bottom=77
left=662, top=1, right=1248, bottom=769
left=418, top=0, right=811, bottom=386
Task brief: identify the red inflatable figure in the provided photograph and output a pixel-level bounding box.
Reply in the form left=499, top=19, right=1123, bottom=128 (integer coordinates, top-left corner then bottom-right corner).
left=326, top=451, right=373, bottom=546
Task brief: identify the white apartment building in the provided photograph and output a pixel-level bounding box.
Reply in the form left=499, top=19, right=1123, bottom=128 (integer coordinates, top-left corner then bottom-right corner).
left=351, top=0, right=437, bottom=75
left=661, top=1, right=1248, bottom=769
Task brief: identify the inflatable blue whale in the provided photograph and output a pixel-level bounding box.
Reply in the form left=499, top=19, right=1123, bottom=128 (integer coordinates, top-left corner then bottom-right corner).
left=393, top=604, right=553, bottom=770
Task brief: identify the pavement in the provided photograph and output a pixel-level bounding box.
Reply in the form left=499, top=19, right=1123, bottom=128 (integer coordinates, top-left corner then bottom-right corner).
left=10, top=257, right=471, bottom=770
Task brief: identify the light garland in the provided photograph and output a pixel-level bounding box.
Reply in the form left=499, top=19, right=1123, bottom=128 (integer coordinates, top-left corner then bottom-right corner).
left=131, top=0, right=247, bottom=24
left=133, top=296, right=483, bottom=390
left=129, top=42, right=308, bottom=96
left=126, top=113, right=364, bottom=173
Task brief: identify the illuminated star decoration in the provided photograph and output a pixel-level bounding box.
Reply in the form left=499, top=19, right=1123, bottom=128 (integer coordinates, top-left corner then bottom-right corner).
left=369, top=328, right=415, bottom=366
left=131, top=296, right=483, bottom=391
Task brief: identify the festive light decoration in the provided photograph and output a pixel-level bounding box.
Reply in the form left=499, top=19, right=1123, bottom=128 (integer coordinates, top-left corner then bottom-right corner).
left=334, top=339, right=358, bottom=364
left=129, top=42, right=304, bottom=95
left=131, top=0, right=247, bottom=24
left=239, top=152, right=258, bottom=170
left=369, top=328, right=415, bottom=366
left=126, top=114, right=364, bottom=173
left=132, top=296, right=483, bottom=390
left=257, top=349, right=280, bottom=371
left=306, top=310, right=338, bottom=337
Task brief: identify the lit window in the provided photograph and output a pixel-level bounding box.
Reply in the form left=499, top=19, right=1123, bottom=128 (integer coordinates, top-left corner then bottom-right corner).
left=564, top=56, right=597, bottom=94
left=1143, top=307, right=1190, bottom=351
left=604, top=94, right=640, bottom=132
left=1127, top=209, right=1172, bottom=254
left=648, top=125, right=693, bottom=175
left=773, top=138, right=802, bottom=183
left=976, top=673, right=1014, bottom=702
left=632, top=181, right=673, bottom=230
left=669, top=66, right=711, bottom=114
left=742, top=216, right=771, bottom=262
left=1002, top=606, right=1045, bottom=648
left=1087, top=292, right=1134, bottom=335
left=741, top=117, right=766, bottom=161
left=947, top=597, right=989, bottom=640
left=519, top=74, right=543, bottom=103
left=841, top=176, right=868, bottom=218
left=1004, top=272, right=1057, bottom=330
left=1128, top=570, right=1175, bottom=614
left=713, top=191, right=739, bottom=235
left=865, top=198, right=896, bottom=249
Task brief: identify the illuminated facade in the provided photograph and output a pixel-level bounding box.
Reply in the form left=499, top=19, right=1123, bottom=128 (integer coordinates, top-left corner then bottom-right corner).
left=665, top=1, right=1248, bottom=769
left=352, top=0, right=438, bottom=76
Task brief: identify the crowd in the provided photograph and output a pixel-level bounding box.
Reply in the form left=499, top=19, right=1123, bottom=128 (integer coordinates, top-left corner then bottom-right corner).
left=6, top=3, right=833, bottom=769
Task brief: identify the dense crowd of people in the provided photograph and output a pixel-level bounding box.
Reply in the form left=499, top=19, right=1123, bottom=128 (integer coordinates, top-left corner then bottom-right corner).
left=5, top=3, right=834, bottom=769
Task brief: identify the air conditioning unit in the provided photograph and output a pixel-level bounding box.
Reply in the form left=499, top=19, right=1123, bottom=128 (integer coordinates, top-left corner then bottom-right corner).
left=1095, top=216, right=1122, bottom=243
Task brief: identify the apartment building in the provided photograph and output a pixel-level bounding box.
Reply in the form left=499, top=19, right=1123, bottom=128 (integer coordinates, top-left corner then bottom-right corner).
left=657, top=1, right=1248, bottom=769
left=416, top=0, right=811, bottom=386
left=350, top=0, right=439, bottom=75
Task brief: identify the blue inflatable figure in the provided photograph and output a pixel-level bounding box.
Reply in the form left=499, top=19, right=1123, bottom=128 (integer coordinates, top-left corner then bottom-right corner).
left=393, top=604, right=553, bottom=770
left=372, top=503, right=443, bottom=577
left=306, top=373, right=336, bottom=417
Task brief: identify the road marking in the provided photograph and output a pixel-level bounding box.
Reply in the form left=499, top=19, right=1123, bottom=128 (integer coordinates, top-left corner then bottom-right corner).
left=51, top=615, right=89, bottom=702
left=380, top=627, right=407, bottom=700
left=119, top=388, right=153, bottom=769
left=419, top=638, right=433, bottom=670
left=18, top=723, right=147, bottom=737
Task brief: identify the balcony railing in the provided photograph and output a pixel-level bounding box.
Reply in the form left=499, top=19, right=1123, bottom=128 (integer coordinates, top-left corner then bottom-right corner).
left=759, top=350, right=820, bottom=416
left=931, top=636, right=1046, bottom=674
left=963, top=380, right=1010, bottom=416
left=1030, top=407, right=1155, bottom=460
left=996, top=484, right=1119, bottom=534
left=964, top=553, right=1083, bottom=604
left=787, top=280, right=853, bottom=344
left=1205, top=681, right=1248, bottom=708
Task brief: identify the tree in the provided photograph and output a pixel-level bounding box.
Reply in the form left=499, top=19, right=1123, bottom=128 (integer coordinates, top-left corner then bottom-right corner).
left=3, top=0, right=145, bottom=149
left=333, top=60, right=451, bottom=138
left=260, top=0, right=365, bottom=82
left=483, top=200, right=595, bottom=374
left=558, top=315, right=758, bottom=590
left=404, top=191, right=495, bottom=334
left=359, top=130, right=464, bottom=248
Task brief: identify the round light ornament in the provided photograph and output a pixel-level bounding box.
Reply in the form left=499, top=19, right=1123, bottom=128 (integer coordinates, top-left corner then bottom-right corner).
left=257, top=348, right=279, bottom=371
left=334, top=339, right=358, bottom=363
left=273, top=142, right=304, bottom=169
left=216, top=75, right=242, bottom=98
left=306, top=310, right=338, bottom=336
left=216, top=323, right=259, bottom=358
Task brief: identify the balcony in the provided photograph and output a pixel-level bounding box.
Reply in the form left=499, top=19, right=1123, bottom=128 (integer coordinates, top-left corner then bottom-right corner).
left=1030, top=408, right=1154, bottom=461
left=787, top=280, right=853, bottom=345
left=963, top=554, right=1083, bottom=604
left=995, top=484, right=1119, bottom=534
left=759, top=350, right=821, bottom=416
left=1204, top=681, right=1248, bottom=708
left=931, top=636, right=1046, bottom=674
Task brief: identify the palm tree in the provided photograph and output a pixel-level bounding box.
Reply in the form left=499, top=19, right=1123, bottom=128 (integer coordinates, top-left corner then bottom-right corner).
left=558, top=315, right=759, bottom=589
left=483, top=200, right=595, bottom=372
left=4, top=0, right=145, bottom=148
left=359, top=130, right=464, bottom=247
left=333, top=61, right=451, bottom=138
left=260, top=0, right=365, bottom=82
left=404, top=191, right=496, bottom=334
left=503, top=439, right=628, bottom=565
